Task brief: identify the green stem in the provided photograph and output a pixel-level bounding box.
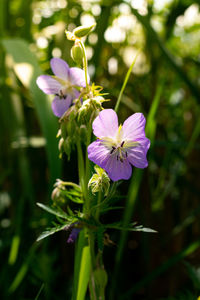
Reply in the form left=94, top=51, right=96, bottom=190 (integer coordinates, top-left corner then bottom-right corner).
left=76, top=139, right=86, bottom=201
left=80, top=40, right=89, bottom=92
left=85, top=125, right=92, bottom=212
left=61, top=181, right=80, bottom=188
left=114, top=51, right=139, bottom=113
left=95, top=191, right=102, bottom=220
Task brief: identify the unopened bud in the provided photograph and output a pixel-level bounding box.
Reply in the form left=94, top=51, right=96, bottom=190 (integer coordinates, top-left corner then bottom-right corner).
left=88, top=166, right=110, bottom=196
left=73, top=24, right=96, bottom=38
left=63, top=137, right=72, bottom=159
left=58, top=137, right=64, bottom=152
left=94, top=268, right=108, bottom=290
left=71, top=44, right=83, bottom=65
left=79, top=125, right=87, bottom=144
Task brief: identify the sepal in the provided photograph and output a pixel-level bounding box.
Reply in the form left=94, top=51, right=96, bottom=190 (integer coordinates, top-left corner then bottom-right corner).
left=88, top=165, right=110, bottom=196
left=73, top=24, right=96, bottom=38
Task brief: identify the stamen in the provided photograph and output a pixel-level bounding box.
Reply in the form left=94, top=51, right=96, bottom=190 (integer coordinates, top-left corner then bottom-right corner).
left=59, top=90, right=66, bottom=99
left=110, top=146, right=116, bottom=154
left=126, top=152, right=128, bottom=157
left=121, top=141, right=125, bottom=147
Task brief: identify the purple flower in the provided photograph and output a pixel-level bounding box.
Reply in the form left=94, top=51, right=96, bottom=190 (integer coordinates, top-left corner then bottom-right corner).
left=67, top=228, right=81, bottom=243
left=87, top=109, right=150, bottom=181
left=36, top=58, right=89, bottom=117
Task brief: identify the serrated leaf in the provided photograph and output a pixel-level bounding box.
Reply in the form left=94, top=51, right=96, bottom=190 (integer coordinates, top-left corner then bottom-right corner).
left=105, top=222, right=157, bottom=233
left=37, top=202, right=70, bottom=220
left=101, top=206, right=124, bottom=213
left=133, top=226, right=157, bottom=233
left=37, top=224, right=71, bottom=242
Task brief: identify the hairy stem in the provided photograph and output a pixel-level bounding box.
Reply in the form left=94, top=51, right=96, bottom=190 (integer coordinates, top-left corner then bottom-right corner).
left=80, top=40, right=89, bottom=92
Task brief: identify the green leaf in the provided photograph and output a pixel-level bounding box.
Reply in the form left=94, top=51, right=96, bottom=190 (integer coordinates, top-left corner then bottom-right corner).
left=123, top=239, right=200, bottom=299
left=114, top=50, right=139, bottom=113
left=36, top=202, right=70, bottom=220
left=76, top=246, right=91, bottom=300
left=63, top=189, right=83, bottom=204
left=2, top=38, right=61, bottom=186
left=132, top=225, right=157, bottom=233
left=100, top=206, right=124, bottom=213
left=105, top=222, right=157, bottom=233
left=36, top=223, right=70, bottom=242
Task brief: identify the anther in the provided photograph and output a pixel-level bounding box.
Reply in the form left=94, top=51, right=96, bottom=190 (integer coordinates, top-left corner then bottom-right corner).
left=121, top=141, right=125, bottom=147
left=59, top=90, right=66, bottom=99
left=110, top=146, right=116, bottom=154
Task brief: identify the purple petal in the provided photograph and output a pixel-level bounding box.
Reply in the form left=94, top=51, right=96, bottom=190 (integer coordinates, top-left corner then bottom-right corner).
left=122, top=113, right=146, bottom=140
left=92, top=109, right=119, bottom=138
left=51, top=95, right=72, bottom=117
left=67, top=228, right=81, bottom=243
left=104, top=155, right=132, bottom=181
left=69, top=67, right=90, bottom=87
left=127, top=137, right=150, bottom=168
left=36, top=75, right=61, bottom=94
left=71, top=88, right=80, bottom=99
left=50, top=58, right=70, bottom=80
left=87, top=140, right=110, bottom=168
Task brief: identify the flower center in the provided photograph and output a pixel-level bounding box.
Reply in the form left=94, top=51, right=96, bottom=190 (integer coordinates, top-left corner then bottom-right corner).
left=54, top=76, right=74, bottom=99
left=110, top=141, right=128, bottom=162
left=100, top=125, right=140, bottom=163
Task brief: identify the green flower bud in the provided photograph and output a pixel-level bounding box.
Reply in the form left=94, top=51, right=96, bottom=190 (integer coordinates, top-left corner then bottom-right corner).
left=78, top=99, right=93, bottom=123
left=79, top=125, right=88, bottom=144
left=94, top=268, right=108, bottom=290
left=73, top=23, right=96, bottom=38
left=51, top=179, right=67, bottom=205
left=88, top=166, right=110, bottom=196
left=60, top=122, right=67, bottom=139
left=63, top=137, right=72, bottom=159
left=78, top=96, right=106, bottom=124
left=71, top=43, right=83, bottom=65
left=58, top=137, right=64, bottom=152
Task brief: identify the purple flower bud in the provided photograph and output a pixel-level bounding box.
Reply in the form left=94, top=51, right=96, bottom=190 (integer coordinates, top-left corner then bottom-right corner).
left=67, top=228, right=81, bottom=243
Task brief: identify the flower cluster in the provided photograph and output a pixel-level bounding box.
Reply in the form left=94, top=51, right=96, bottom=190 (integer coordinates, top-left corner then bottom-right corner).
left=37, top=58, right=150, bottom=182
left=36, top=23, right=154, bottom=300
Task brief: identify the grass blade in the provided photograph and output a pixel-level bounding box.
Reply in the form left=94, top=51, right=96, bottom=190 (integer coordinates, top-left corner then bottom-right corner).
left=110, top=83, right=163, bottom=299
left=122, top=239, right=200, bottom=299
left=114, top=51, right=139, bottom=113
left=76, top=245, right=91, bottom=300
left=2, top=38, right=61, bottom=186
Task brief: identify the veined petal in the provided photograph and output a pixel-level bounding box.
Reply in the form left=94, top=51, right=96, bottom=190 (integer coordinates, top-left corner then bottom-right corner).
left=50, top=58, right=70, bottom=80
left=127, top=137, right=150, bottom=169
left=87, top=140, right=110, bottom=168
left=51, top=95, right=72, bottom=117
left=104, top=155, right=132, bottom=181
left=69, top=67, right=90, bottom=87
left=122, top=113, right=146, bottom=140
left=36, top=75, right=61, bottom=94
left=93, top=109, right=119, bottom=138
left=71, top=88, right=80, bottom=99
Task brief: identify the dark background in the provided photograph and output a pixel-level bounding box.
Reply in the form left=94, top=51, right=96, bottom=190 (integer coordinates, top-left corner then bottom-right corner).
left=1, top=0, right=200, bottom=299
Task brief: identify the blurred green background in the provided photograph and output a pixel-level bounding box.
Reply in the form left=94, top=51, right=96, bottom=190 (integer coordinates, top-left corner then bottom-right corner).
left=1, top=0, right=200, bottom=299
